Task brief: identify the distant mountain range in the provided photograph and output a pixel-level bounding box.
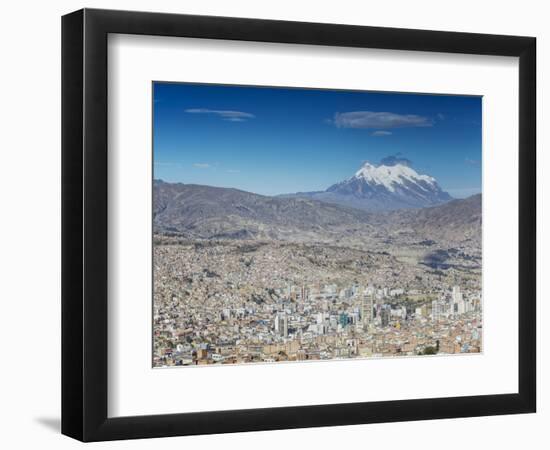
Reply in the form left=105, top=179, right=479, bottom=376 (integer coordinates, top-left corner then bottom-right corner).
left=282, top=161, right=453, bottom=211
left=153, top=179, right=480, bottom=245
left=382, top=193, right=482, bottom=244
left=154, top=180, right=375, bottom=241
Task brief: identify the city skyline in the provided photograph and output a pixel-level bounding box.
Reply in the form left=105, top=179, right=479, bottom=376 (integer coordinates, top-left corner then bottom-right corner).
left=153, top=82, right=482, bottom=198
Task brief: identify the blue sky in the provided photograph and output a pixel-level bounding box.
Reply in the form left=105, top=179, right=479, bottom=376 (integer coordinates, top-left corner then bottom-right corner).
left=153, top=82, right=482, bottom=198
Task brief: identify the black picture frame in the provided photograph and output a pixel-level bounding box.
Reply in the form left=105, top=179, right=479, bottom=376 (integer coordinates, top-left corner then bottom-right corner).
left=62, top=8, right=536, bottom=442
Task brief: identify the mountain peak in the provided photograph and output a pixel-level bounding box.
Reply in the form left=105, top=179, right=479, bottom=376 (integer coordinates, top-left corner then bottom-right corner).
left=303, top=160, right=454, bottom=211
left=353, top=161, right=436, bottom=193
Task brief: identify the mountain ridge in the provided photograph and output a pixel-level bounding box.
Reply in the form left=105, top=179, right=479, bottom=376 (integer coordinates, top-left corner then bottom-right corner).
left=153, top=180, right=375, bottom=241
left=153, top=180, right=480, bottom=246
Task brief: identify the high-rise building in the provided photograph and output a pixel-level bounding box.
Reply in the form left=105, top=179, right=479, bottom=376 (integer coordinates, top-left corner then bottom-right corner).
left=448, top=300, right=456, bottom=316
left=362, top=295, right=374, bottom=329
left=274, top=313, right=288, bottom=337
left=451, top=286, right=465, bottom=316
left=339, top=312, right=348, bottom=328
left=452, top=286, right=463, bottom=304
left=432, top=299, right=445, bottom=322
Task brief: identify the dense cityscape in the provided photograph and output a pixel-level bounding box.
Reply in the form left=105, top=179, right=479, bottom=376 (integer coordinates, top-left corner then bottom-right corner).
left=153, top=238, right=482, bottom=367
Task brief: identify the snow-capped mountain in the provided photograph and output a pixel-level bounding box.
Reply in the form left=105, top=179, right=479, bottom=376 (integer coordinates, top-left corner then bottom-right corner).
left=351, top=162, right=437, bottom=193
left=283, top=162, right=452, bottom=211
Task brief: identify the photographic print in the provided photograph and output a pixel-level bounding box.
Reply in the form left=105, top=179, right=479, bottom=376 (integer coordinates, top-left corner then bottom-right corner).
left=152, top=82, right=482, bottom=368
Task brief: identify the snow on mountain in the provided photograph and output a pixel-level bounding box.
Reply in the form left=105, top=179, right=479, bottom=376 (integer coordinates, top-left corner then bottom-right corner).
left=353, top=162, right=437, bottom=193
left=283, top=161, right=452, bottom=211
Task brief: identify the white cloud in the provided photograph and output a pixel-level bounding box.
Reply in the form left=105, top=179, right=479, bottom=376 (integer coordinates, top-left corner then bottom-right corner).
left=380, top=154, right=412, bottom=167
left=193, top=163, right=211, bottom=169
left=371, top=130, right=393, bottom=136
left=185, top=108, right=255, bottom=121
left=226, top=169, right=241, bottom=173
left=329, top=111, right=433, bottom=129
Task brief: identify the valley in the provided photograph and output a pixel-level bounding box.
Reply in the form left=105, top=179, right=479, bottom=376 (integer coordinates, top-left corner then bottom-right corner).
left=152, top=168, right=482, bottom=367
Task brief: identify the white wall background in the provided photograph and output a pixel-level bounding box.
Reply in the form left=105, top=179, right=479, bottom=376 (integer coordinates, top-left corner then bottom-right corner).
left=0, top=0, right=545, bottom=448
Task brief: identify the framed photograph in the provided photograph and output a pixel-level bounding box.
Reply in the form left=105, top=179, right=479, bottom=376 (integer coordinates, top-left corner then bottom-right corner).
left=62, top=8, right=536, bottom=442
